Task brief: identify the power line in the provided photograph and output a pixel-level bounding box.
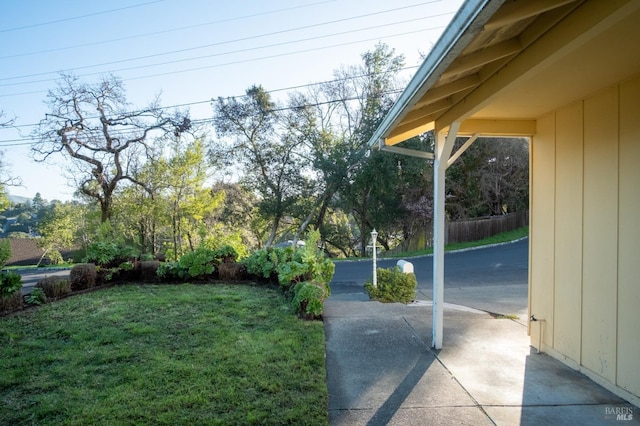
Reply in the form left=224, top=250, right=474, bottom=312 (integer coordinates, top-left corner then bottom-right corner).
left=3, top=63, right=420, bottom=129
left=0, top=0, right=337, bottom=60
left=0, top=1, right=455, bottom=144
left=0, top=86, right=406, bottom=145
left=0, top=0, right=164, bottom=33
left=0, top=4, right=450, bottom=84
left=0, top=25, right=440, bottom=91
left=119, top=28, right=437, bottom=83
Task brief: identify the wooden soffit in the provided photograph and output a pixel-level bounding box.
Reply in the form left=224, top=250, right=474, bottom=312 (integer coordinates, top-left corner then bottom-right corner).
left=371, top=0, right=640, bottom=147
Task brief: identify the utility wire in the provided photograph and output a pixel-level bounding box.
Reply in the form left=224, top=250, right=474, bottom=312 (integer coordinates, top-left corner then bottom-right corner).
left=0, top=87, right=405, bottom=145
left=0, top=5, right=450, bottom=84
left=0, top=25, right=440, bottom=90
left=0, top=1, right=452, bottom=144
left=0, top=0, right=337, bottom=60
left=3, top=64, right=420, bottom=130
left=0, top=0, right=164, bottom=33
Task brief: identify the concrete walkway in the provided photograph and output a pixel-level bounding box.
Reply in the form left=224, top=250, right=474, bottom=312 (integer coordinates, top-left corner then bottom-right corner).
left=324, top=292, right=639, bottom=425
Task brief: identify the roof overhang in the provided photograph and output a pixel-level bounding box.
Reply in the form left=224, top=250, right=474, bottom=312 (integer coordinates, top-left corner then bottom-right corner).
left=369, top=0, right=640, bottom=147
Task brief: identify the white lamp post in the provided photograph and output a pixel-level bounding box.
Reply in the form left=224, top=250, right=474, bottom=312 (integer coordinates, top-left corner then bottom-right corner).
left=371, top=228, right=378, bottom=288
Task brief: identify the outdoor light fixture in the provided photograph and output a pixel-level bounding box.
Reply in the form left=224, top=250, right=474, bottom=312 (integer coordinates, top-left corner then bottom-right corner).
left=371, top=229, right=378, bottom=288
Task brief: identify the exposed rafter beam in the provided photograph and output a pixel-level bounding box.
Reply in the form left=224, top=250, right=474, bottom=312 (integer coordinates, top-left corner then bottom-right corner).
left=441, top=38, right=522, bottom=79
left=378, top=143, right=434, bottom=160
left=415, top=74, right=481, bottom=108
left=402, top=98, right=452, bottom=124
left=385, top=121, right=435, bottom=146
left=484, top=0, right=579, bottom=30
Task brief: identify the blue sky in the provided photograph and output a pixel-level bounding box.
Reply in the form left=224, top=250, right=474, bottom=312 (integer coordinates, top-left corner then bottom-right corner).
left=0, top=0, right=463, bottom=202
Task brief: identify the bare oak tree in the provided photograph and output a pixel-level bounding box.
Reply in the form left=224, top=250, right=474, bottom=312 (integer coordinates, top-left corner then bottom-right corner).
left=32, top=74, right=189, bottom=223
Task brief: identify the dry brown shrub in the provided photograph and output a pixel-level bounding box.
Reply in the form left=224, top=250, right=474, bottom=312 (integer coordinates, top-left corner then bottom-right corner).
left=0, top=290, right=23, bottom=313
left=36, top=276, right=71, bottom=299
left=140, top=260, right=161, bottom=283
left=70, top=264, right=97, bottom=291
left=218, top=262, right=246, bottom=281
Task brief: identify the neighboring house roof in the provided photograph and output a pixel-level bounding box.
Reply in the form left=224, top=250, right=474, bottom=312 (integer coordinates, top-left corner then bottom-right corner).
left=4, top=239, right=77, bottom=266
left=368, top=0, right=640, bottom=146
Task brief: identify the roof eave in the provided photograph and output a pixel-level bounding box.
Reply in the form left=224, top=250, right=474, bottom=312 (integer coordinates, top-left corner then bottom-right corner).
left=367, top=0, right=504, bottom=148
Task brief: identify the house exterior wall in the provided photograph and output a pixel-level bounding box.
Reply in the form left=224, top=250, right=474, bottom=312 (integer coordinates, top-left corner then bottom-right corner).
left=530, top=75, right=640, bottom=404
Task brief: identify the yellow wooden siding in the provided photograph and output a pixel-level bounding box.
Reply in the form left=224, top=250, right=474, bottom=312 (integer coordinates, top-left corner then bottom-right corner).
left=531, top=77, right=640, bottom=400
left=581, top=87, right=619, bottom=383
left=617, top=76, right=640, bottom=397
left=529, top=113, right=555, bottom=349
left=553, top=101, right=583, bottom=363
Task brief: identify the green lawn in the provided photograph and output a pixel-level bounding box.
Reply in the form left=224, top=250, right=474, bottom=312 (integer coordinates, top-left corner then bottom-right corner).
left=386, top=226, right=529, bottom=259
left=0, top=284, right=328, bottom=425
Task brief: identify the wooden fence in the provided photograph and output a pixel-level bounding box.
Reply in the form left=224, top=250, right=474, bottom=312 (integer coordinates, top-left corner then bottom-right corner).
left=402, top=210, right=529, bottom=252
left=447, top=210, right=529, bottom=244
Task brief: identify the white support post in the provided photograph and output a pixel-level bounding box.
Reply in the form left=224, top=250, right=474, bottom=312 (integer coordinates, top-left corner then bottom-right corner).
left=432, top=122, right=460, bottom=349
left=371, top=229, right=378, bottom=288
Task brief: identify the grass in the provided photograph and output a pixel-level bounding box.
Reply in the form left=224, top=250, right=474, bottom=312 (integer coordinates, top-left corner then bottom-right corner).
left=385, top=226, right=529, bottom=259
left=0, top=284, right=328, bottom=425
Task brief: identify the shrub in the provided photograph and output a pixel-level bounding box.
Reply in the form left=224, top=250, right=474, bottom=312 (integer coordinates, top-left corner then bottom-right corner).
left=25, top=288, right=46, bottom=306
left=277, top=260, right=308, bottom=288
left=244, top=229, right=334, bottom=318
left=276, top=229, right=334, bottom=291
left=0, top=271, right=22, bottom=312
left=0, top=271, right=22, bottom=298
left=156, top=262, right=184, bottom=282
left=140, top=253, right=154, bottom=261
left=218, top=262, right=246, bottom=281
left=365, top=266, right=417, bottom=304
left=0, top=289, right=22, bottom=313
left=140, top=260, right=161, bottom=283
left=70, top=264, right=97, bottom=291
left=213, top=244, right=238, bottom=264
left=47, top=249, right=64, bottom=265
left=36, top=276, right=71, bottom=299
left=291, top=281, right=330, bottom=320
left=178, top=247, right=216, bottom=279
left=243, top=247, right=289, bottom=282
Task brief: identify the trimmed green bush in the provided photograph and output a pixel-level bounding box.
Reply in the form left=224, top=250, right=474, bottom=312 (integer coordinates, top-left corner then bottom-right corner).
left=365, top=266, right=417, bottom=304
